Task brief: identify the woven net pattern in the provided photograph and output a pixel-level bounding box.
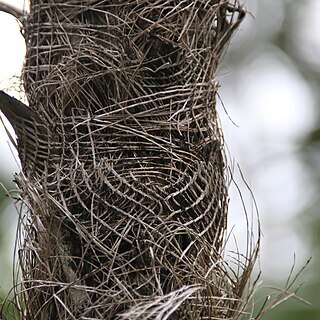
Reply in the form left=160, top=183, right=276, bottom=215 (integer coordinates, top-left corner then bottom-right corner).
left=12, top=1, right=251, bottom=319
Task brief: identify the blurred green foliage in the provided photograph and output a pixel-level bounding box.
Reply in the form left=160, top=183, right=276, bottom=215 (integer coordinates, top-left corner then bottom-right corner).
left=0, top=175, right=16, bottom=311
left=223, top=1, right=320, bottom=319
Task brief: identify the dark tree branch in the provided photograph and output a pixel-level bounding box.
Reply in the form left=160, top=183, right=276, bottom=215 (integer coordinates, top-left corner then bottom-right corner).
left=0, top=2, right=24, bottom=21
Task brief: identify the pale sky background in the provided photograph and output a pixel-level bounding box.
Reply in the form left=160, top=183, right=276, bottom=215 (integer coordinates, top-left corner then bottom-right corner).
left=0, top=0, right=317, bottom=295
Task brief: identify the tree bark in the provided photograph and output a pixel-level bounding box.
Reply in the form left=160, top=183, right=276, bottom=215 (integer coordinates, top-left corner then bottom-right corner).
left=0, top=1, right=257, bottom=319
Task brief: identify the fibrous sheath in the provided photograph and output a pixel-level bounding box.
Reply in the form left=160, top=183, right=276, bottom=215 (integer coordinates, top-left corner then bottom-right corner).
left=8, top=1, right=245, bottom=319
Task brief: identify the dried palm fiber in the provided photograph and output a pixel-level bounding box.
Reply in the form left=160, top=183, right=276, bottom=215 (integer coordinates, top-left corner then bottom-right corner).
left=0, top=1, right=256, bottom=319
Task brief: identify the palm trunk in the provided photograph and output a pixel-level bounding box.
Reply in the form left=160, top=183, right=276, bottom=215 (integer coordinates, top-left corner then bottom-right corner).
left=0, top=1, right=258, bottom=319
